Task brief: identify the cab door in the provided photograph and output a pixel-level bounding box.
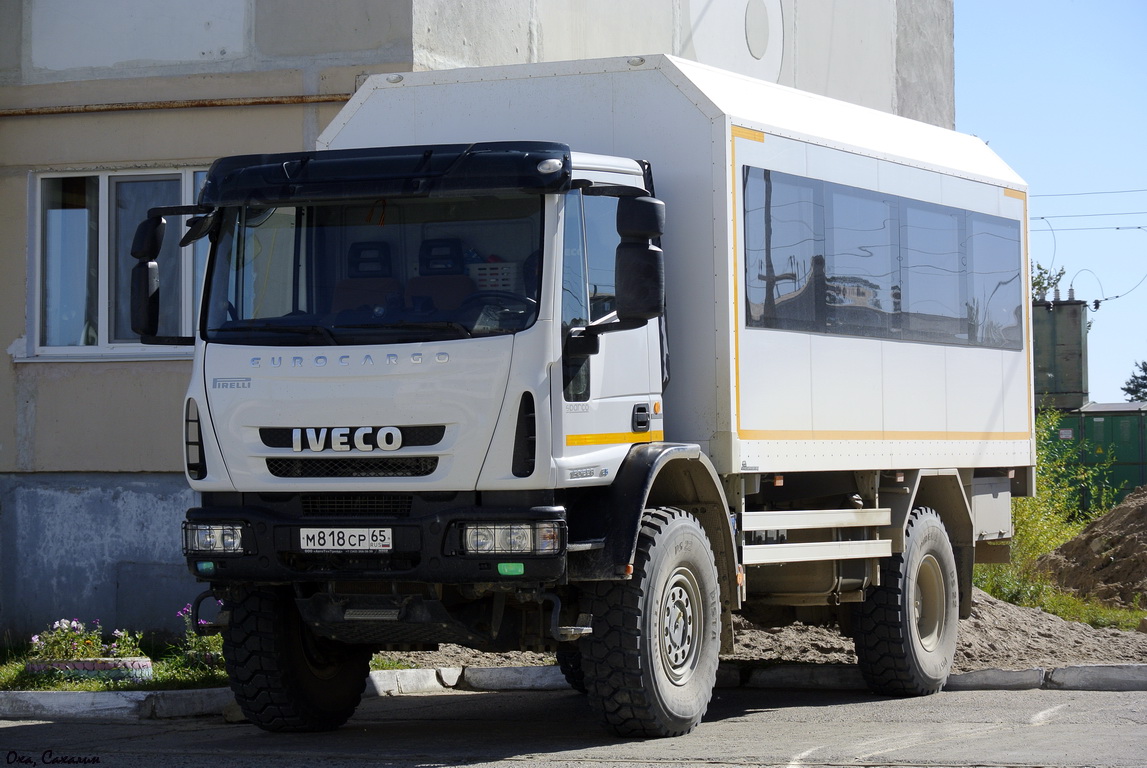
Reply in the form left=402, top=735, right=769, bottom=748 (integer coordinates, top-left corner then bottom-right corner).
left=551, top=190, right=663, bottom=482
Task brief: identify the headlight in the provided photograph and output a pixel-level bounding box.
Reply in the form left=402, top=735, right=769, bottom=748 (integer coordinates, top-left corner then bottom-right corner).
left=461, top=522, right=563, bottom=555
left=184, top=523, right=246, bottom=554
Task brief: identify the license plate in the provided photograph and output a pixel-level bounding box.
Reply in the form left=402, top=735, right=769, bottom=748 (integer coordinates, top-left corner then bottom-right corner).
left=299, top=528, right=392, bottom=552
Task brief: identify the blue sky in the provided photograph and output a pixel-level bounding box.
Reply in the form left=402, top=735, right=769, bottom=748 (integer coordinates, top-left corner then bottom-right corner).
left=955, top=0, right=1147, bottom=402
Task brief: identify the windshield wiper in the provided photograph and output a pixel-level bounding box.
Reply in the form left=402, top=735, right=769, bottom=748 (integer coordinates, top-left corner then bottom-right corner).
left=209, top=324, right=339, bottom=344
left=334, top=320, right=473, bottom=338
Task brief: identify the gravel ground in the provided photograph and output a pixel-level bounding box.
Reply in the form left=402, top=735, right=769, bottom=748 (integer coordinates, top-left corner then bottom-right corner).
left=384, top=493, right=1147, bottom=673
left=381, top=587, right=1147, bottom=672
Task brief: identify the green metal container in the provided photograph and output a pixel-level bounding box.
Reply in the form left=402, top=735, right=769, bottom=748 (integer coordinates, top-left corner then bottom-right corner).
left=1058, top=403, right=1147, bottom=511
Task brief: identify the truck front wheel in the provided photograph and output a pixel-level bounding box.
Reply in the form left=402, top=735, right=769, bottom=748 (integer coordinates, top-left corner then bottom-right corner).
left=580, top=507, right=720, bottom=737
left=853, top=506, right=959, bottom=695
left=223, top=586, right=372, bottom=731
left=556, top=642, right=587, bottom=693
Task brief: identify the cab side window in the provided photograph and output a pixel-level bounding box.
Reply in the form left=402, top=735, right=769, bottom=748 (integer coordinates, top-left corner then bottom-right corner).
left=562, top=192, right=590, bottom=333
left=583, top=195, right=620, bottom=321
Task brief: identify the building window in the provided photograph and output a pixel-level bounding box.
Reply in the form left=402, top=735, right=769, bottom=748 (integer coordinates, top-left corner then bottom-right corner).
left=35, top=169, right=207, bottom=355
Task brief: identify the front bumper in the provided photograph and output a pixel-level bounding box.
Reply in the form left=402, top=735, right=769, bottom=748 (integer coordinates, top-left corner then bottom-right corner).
left=183, top=503, right=567, bottom=584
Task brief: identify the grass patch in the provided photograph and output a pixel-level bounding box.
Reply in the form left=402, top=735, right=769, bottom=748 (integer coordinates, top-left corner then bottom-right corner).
left=974, top=563, right=1146, bottom=632
left=0, top=645, right=421, bottom=692
left=0, top=655, right=229, bottom=692
left=370, top=655, right=416, bottom=671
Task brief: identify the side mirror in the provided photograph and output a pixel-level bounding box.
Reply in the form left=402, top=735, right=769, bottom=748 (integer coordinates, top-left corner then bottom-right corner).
left=615, top=196, right=665, bottom=322
left=615, top=243, right=664, bottom=321
left=617, top=195, right=664, bottom=240
left=131, top=216, right=166, bottom=261
left=129, top=217, right=165, bottom=338
left=131, top=260, right=160, bottom=337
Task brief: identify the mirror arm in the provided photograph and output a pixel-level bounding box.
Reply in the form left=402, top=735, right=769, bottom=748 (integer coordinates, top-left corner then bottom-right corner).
left=147, top=204, right=210, bottom=218
left=564, top=318, right=648, bottom=356
left=140, top=334, right=194, bottom=345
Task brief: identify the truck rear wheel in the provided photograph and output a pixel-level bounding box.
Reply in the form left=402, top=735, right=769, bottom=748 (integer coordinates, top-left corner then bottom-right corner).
left=579, top=507, right=720, bottom=737
left=853, top=506, right=958, bottom=695
left=223, top=586, right=372, bottom=732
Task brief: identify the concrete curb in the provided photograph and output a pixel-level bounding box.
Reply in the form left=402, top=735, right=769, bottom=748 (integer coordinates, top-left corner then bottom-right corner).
left=462, top=665, right=567, bottom=691
left=1045, top=664, right=1147, bottom=691
left=944, top=668, right=1045, bottom=691
left=1, top=663, right=1144, bottom=722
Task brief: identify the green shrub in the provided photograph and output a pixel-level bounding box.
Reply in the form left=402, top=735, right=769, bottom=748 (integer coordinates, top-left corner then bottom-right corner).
left=175, top=602, right=225, bottom=670
left=974, top=408, right=1140, bottom=630
left=1008, top=409, right=1119, bottom=561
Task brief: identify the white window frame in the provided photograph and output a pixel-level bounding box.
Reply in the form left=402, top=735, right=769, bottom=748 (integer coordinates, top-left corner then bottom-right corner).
left=27, top=167, right=207, bottom=360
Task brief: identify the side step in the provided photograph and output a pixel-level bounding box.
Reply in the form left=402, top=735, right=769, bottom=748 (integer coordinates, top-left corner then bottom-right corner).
left=742, top=507, right=892, bottom=566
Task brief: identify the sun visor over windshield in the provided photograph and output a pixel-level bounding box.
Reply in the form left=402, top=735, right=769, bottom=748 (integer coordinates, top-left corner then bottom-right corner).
left=198, top=141, right=573, bottom=207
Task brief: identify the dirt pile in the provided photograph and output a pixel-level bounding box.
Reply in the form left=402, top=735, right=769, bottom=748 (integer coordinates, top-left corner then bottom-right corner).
left=726, top=588, right=1147, bottom=672
left=1036, top=485, right=1147, bottom=608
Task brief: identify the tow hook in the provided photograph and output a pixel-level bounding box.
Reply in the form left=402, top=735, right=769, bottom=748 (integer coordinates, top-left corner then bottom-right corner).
left=190, top=589, right=229, bottom=636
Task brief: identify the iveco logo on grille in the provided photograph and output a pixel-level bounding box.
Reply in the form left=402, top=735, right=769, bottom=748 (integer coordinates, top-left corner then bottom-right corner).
left=292, top=427, right=403, bottom=453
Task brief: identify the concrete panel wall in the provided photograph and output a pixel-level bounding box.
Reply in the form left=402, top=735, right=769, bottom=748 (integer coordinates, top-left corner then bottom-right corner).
left=412, top=0, right=536, bottom=70
left=0, top=0, right=21, bottom=77
left=895, top=0, right=955, bottom=128
left=5, top=0, right=416, bottom=86
left=788, top=0, right=897, bottom=114
left=0, top=473, right=198, bottom=637
left=255, top=0, right=412, bottom=59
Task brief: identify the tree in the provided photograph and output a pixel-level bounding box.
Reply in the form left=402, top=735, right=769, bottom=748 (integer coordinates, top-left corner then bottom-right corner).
left=1122, top=360, right=1147, bottom=402
left=1031, top=262, right=1065, bottom=299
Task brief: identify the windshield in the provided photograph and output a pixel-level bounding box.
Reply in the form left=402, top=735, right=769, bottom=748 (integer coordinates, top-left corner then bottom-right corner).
left=203, top=194, right=542, bottom=345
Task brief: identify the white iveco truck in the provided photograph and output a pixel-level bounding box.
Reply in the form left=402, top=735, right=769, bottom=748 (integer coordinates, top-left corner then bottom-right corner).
left=129, top=56, right=1033, bottom=737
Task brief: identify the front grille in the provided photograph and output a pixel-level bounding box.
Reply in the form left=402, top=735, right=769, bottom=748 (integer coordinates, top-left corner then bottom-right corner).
left=301, top=493, right=414, bottom=517
left=267, top=457, right=438, bottom=478
left=260, top=425, right=445, bottom=448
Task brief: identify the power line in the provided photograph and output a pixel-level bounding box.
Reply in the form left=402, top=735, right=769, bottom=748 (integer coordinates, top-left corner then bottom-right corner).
left=1030, top=225, right=1147, bottom=232
left=1032, top=211, right=1147, bottom=220
left=1031, top=188, right=1147, bottom=198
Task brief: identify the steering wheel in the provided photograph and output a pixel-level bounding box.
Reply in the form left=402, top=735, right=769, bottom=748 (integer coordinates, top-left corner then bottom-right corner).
left=455, top=291, right=537, bottom=328
left=458, top=291, right=537, bottom=312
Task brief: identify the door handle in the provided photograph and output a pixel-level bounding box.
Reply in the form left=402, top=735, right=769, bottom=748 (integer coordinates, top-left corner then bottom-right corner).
left=632, top=404, right=651, bottom=432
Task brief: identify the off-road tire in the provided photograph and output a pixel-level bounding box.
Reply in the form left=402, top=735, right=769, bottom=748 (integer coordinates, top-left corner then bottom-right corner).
left=853, top=506, right=959, bottom=695
left=556, top=643, right=587, bottom=693
left=579, top=507, right=720, bottom=737
left=223, top=586, right=372, bottom=732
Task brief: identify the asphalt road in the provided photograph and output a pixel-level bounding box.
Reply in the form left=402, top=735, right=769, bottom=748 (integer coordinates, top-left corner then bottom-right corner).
left=2, top=687, right=1145, bottom=768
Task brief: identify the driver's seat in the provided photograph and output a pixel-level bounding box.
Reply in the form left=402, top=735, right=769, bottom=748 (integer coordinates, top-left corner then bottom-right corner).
left=407, top=238, right=475, bottom=311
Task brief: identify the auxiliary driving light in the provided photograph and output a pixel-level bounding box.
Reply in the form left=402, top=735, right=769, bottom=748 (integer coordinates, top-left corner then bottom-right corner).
left=461, top=522, right=563, bottom=555
left=183, top=523, right=246, bottom=555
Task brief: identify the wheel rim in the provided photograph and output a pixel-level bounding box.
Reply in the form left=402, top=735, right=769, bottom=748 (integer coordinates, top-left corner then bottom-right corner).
left=660, top=566, right=702, bottom=685
left=913, top=553, right=946, bottom=652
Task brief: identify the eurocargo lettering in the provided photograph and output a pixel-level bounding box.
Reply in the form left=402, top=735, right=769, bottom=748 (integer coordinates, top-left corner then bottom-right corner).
left=128, top=56, right=1033, bottom=737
